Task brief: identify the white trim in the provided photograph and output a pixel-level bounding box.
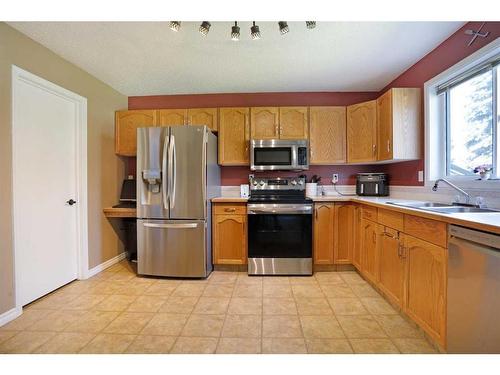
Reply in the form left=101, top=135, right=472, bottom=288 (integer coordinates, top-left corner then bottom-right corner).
left=0, top=306, right=23, bottom=328
left=87, top=252, right=127, bottom=278
left=424, top=37, right=500, bottom=188
left=11, top=66, right=89, bottom=315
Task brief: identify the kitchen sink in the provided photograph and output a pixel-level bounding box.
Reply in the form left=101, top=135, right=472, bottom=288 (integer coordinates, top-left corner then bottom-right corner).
left=386, top=201, right=499, bottom=214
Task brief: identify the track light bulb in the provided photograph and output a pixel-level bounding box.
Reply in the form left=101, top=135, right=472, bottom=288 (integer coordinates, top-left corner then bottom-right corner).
left=278, top=21, right=289, bottom=35
left=251, top=21, right=261, bottom=40
left=199, top=21, right=211, bottom=36
left=231, top=22, right=240, bottom=41
left=169, top=21, right=181, bottom=32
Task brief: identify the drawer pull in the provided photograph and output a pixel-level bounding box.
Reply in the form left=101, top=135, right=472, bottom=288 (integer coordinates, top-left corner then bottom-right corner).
left=224, top=208, right=236, bottom=212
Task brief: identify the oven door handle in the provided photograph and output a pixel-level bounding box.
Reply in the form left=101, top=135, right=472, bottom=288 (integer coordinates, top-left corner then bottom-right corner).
left=247, top=207, right=313, bottom=215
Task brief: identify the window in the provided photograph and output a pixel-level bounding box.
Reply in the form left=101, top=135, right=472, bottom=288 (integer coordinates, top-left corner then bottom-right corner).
left=438, top=61, right=499, bottom=178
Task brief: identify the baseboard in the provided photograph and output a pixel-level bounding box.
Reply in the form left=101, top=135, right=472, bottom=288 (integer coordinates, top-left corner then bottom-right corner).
left=86, top=252, right=127, bottom=279
left=0, top=306, right=22, bottom=327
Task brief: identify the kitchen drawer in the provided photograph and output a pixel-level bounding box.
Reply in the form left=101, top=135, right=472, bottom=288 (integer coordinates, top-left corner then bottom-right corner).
left=404, top=214, right=447, bottom=248
left=361, top=205, right=378, bottom=221
left=214, top=203, right=247, bottom=215
left=378, top=208, right=404, bottom=231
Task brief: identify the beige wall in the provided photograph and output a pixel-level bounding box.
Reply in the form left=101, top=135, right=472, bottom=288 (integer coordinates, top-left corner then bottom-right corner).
left=0, top=23, right=128, bottom=315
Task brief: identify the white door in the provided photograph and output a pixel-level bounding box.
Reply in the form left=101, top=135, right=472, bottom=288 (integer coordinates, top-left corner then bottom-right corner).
left=12, top=67, right=87, bottom=307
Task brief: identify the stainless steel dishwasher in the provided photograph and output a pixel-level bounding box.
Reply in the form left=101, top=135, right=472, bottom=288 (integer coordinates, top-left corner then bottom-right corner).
left=447, top=225, right=500, bottom=353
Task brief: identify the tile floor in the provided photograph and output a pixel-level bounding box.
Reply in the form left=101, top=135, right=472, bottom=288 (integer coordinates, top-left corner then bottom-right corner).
left=0, top=261, right=438, bottom=354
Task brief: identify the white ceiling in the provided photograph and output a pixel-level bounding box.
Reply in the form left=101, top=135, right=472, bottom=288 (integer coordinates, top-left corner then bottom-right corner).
left=8, top=21, right=464, bottom=96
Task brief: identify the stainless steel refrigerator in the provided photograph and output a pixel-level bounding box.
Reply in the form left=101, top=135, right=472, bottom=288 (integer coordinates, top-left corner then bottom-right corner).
left=136, top=125, right=220, bottom=278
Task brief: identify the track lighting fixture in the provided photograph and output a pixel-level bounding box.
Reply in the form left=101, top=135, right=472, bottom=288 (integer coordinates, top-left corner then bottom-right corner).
left=199, top=21, right=211, bottom=36
left=278, top=21, right=289, bottom=35
left=306, top=21, right=316, bottom=29
left=169, top=21, right=181, bottom=32
left=231, top=22, right=240, bottom=41
left=251, top=22, right=261, bottom=40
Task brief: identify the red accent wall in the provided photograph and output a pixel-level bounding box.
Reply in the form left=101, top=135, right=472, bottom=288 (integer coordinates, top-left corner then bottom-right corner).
left=128, top=21, right=500, bottom=186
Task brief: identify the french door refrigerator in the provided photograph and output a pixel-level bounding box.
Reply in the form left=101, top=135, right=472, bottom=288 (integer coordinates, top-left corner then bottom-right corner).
left=136, top=125, right=220, bottom=277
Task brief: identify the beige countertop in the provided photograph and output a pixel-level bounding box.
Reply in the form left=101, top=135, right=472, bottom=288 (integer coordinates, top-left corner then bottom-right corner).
left=212, top=195, right=500, bottom=235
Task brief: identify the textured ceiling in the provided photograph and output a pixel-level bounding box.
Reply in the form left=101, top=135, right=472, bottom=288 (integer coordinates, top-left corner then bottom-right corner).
left=9, top=21, right=464, bottom=96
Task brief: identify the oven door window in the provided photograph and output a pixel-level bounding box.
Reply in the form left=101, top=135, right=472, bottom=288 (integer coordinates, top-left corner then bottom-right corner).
left=248, top=214, right=312, bottom=258
left=253, top=147, right=292, bottom=166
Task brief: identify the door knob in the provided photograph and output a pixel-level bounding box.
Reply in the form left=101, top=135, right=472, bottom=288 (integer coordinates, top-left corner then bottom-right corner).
left=67, top=199, right=77, bottom=206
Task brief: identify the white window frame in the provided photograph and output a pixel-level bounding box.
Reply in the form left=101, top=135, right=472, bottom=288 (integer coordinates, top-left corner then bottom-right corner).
left=424, top=37, right=500, bottom=190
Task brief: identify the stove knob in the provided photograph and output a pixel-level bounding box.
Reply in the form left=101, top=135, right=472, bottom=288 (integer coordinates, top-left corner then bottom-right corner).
left=291, top=180, right=297, bottom=185
left=298, top=180, right=304, bottom=185
left=259, top=181, right=265, bottom=186
left=252, top=180, right=258, bottom=186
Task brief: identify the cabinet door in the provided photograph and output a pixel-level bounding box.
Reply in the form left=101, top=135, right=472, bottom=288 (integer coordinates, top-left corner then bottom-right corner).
left=313, top=203, right=335, bottom=265
left=377, top=89, right=393, bottom=161
left=218, top=107, right=250, bottom=165
left=352, top=205, right=362, bottom=270
left=250, top=107, right=279, bottom=139
left=187, top=108, right=218, bottom=131
left=347, top=100, right=377, bottom=163
left=378, top=225, right=405, bottom=307
left=334, top=203, right=353, bottom=264
left=309, top=106, right=346, bottom=164
left=213, top=214, right=247, bottom=265
left=158, top=109, right=187, bottom=126
left=360, top=218, right=379, bottom=283
left=279, top=107, right=309, bottom=139
left=404, top=234, right=447, bottom=346
left=115, top=110, right=157, bottom=156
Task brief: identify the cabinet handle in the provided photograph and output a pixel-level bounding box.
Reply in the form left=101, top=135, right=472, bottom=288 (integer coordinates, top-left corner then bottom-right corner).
left=372, top=144, right=377, bottom=155
left=224, top=208, right=236, bottom=212
left=387, top=139, right=391, bottom=152
left=315, top=207, right=318, bottom=219
left=397, top=242, right=402, bottom=258
left=383, top=231, right=395, bottom=239
left=372, top=231, right=377, bottom=243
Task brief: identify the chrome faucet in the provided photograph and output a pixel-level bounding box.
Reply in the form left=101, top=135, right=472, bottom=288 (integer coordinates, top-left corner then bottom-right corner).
left=432, top=179, right=472, bottom=205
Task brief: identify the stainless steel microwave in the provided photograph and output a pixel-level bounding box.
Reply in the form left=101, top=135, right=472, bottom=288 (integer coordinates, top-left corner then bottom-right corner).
left=250, top=139, right=309, bottom=171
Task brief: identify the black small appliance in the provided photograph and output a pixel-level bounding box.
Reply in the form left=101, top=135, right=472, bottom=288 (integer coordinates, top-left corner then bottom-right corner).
left=356, top=173, right=389, bottom=196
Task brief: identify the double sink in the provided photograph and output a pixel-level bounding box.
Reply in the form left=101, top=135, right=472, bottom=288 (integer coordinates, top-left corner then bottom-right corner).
left=386, top=201, right=499, bottom=214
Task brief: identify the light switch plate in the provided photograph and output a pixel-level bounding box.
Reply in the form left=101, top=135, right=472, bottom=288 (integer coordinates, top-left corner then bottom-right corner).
left=418, top=170, right=424, bottom=182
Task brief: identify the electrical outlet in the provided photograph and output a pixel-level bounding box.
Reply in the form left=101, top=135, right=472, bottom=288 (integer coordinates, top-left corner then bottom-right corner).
left=332, top=174, right=339, bottom=184
left=418, top=170, right=424, bottom=182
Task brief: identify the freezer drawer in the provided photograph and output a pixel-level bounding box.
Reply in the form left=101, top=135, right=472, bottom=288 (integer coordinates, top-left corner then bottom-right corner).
left=137, top=219, right=210, bottom=278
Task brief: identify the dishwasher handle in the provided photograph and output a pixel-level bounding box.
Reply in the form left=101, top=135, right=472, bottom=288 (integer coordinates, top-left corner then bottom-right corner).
left=449, top=225, right=500, bottom=252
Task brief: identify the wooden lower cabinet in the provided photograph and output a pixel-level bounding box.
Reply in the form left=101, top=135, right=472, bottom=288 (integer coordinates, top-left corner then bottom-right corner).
left=352, top=205, right=362, bottom=270
left=360, top=218, right=379, bottom=283
left=212, top=204, right=247, bottom=265
left=377, top=225, right=405, bottom=307
left=404, top=234, right=447, bottom=347
left=334, top=203, right=353, bottom=264
left=313, top=203, right=335, bottom=265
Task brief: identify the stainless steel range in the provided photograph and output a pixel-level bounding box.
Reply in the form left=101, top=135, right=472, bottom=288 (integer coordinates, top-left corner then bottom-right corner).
left=247, top=176, right=313, bottom=275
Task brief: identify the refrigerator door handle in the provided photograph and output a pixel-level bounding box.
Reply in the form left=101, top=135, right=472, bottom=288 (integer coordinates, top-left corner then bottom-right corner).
left=162, top=135, right=169, bottom=211
left=170, top=135, right=177, bottom=209
left=143, top=223, right=198, bottom=229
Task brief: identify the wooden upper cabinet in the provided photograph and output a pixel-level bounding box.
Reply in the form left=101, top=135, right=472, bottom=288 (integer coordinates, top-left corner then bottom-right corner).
left=115, top=110, right=158, bottom=156
left=158, top=109, right=187, bottom=126
left=279, top=107, right=309, bottom=139
left=334, top=203, right=353, bottom=264
left=250, top=107, right=279, bottom=139
left=309, top=106, right=346, bottom=164
left=187, top=108, right=218, bottom=131
left=218, top=107, right=250, bottom=165
left=404, top=234, right=447, bottom=347
left=378, top=225, right=405, bottom=307
left=347, top=100, right=377, bottom=163
left=313, top=203, right=335, bottom=265
left=377, top=88, right=421, bottom=161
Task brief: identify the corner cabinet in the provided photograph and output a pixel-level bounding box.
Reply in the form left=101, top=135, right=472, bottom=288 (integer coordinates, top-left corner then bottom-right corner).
left=347, top=100, right=377, bottom=163
left=218, top=107, right=250, bottom=165
left=115, top=110, right=158, bottom=156
left=377, top=88, right=421, bottom=161
left=212, top=203, right=247, bottom=265
left=309, top=106, right=346, bottom=164
left=333, top=203, right=354, bottom=264
left=359, top=217, right=379, bottom=284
